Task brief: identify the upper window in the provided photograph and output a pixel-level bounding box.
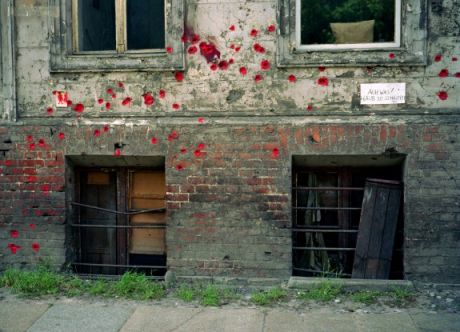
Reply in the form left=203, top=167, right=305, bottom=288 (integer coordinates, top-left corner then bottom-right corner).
left=50, top=0, right=184, bottom=72
left=277, top=0, right=427, bottom=67
left=298, top=0, right=400, bottom=51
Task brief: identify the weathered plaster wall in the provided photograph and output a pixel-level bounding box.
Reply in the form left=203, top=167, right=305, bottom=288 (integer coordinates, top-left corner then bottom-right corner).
left=0, top=0, right=459, bottom=282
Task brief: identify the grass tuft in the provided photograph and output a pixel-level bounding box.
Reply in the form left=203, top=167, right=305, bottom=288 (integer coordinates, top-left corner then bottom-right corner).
left=175, top=284, right=196, bottom=302
left=113, top=271, right=165, bottom=300
left=0, top=267, right=63, bottom=297
left=199, top=284, right=220, bottom=306
left=350, top=290, right=382, bottom=304
left=251, top=287, right=288, bottom=306
left=297, top=281, right=343, bottom=302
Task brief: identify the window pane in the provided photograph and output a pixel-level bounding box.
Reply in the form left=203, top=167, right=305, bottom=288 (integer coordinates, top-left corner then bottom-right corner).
left=127, top=0, right=165, bottom=50
left=300, top=0, right=395, bottom=45
left=78, top=0, right=116, bottom=51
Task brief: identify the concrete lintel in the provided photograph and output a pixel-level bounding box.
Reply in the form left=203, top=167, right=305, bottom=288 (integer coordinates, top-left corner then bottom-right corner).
left=288, top=277, right=414, bottom=291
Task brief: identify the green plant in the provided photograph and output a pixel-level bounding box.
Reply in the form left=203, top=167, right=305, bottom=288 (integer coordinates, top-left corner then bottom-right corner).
left=63, top=277, right=87, bottom=297
left=251, top=287, right=288, bottom=306
left=88, top=280, right=110, bottom=296
left=175, top=284, right=196, bottom=302
left=113, top=271, right=165, bottom=300
left=350, top=290, right=382, bottom=304
left=199, top=284, right=220, bottom=306
left=389, top=287, right=416, bottom=306
left=1, top=268, right=63, bottom=297
left=297, top=281, right=343, bottom=302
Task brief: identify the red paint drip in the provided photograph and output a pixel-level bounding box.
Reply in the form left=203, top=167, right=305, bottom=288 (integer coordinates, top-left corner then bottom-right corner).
left=260, top=59, right=270, bottom=70
left=250, top=29, right=258, bottom=37
left=229, top=25, right=235, bottom=31
left=38, top=138, right=46, bottom=148
left=389, top=53, right=395, bottom=59
left=175, top=72, right=184, bottom=82
left=288, top=74, right=296, bottom=83
left=121, top=97, right=132, bottom=106
left=159, top=90, right=166, bottom=99
left=107, top=88, right=114, bottom=95
left=254, top=74, right=263, bottom=82
left=103, top=125, right=110, bottom=132
left=267, top=24, right=276, bottom=33
left=93, top=129, right=101, bottom=137
left=10, top=230, right=19, bottom=238
left=98, top=98, right=104, bottom=104
left=118, top=82, right=124, bottom=88
left=29, top=143, right=36, bottom=151
left=271, top=148, right=280, bottom=158
left=434, top=54, right=442, bottom=62
left=210, top=64, right=218, bottom=71
left=437, top=91, right=448, bottom=100
left=47, top=107, right=53, bottom=115
left=105, top=102, right=111, bottom=110
left=239, top=67, right=247, bottom=76
left=172, top=103, right=181, bottom=110
left=151, top=137, right=158, bottom=145
left=188, top=46, right=198, bottom=54
left=317, top=77, right=329, bottom=86
left=307, top=104, right=313, bottom=111
left=166, top=46, right=173, bottom=54
left=113, top=148, right=122, bottom=157
left=199, top=42, right=221, bottom=63
left=143, top=93, right=155, bottom=106
left=253, top=43, right=266, bottom=54
left=32, top=243, right=40, bottom=253
left=58, top=132, right=65, bottom=140
left=73, top=103, right=84, bottom=113
left=438, top=69, right=449, bottom=78
left=194, top=149, right=202, bottom=157
left=7, top=243, right=22, bottom=254
left=197, top=143, right=205, bottom=150
left=218, top=60, right=229, bottom=70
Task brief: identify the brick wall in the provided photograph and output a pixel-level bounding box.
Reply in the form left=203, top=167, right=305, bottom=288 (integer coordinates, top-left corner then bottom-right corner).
left=1, top=118, right=459, bottom=282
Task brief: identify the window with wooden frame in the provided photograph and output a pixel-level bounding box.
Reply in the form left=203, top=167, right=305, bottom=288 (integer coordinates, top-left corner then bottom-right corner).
left=277, top=0, right=427, bottom=66
left=50, top=0, right=184, bottom=72
left=292, top=156, right=405, bottom=279
left=71, top=167, right=167, bottom=277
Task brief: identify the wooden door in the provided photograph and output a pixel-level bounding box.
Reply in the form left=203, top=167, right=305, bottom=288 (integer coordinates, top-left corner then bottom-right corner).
left=79, top=170, right=117, bottom=273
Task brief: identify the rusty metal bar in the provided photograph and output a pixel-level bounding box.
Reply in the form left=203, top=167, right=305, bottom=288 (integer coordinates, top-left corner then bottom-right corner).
left=293, top=247, right=356, bottom=251
left=293, top=207, right=361, bottom=210
left=71, top=201, right=166, bottom=215
left=291, top=228, right=359, bottom=233
left=72, top=262, right=166, bottom=269
left=293, top=187, right=364, bottom=191
left=70, top=223, right=166, bottom=229
left=74, top=273, right=164, bottom=280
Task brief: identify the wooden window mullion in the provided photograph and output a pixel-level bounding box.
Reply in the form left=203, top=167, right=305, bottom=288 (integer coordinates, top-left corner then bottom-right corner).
left=115, top=0, right=126, bottom=53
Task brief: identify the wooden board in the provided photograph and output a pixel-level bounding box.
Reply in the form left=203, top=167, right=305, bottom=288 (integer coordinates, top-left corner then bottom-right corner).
left=130, top=229, right=165, bottom=255
left=352, top=179, right=402, bottom=279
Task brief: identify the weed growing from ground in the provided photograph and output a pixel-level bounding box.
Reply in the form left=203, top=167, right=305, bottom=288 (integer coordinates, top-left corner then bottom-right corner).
left=199, top=284, right=221, bottom=306
left=175, top=284, right=196, bottom=302
left=113, top=271, right=165, bottom=300
left=297, top=281, right=343, bottom=302
left=251, top=287, right=288, bottom=306
left=0, top=267, right=63, bottom=297
left=350, top=290, right=382, bottom=304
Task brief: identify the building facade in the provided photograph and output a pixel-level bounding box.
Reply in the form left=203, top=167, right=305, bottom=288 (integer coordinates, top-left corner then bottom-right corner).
left=0, top=0, right=459, bottom=283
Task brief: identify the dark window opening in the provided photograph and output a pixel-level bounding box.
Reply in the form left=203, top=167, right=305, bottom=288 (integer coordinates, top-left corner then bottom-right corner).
left=292, top=158, right=404, bottom=279
left=71, top=167, right=167, bottom=278
left=77, top=0, right=116, bottom=51
left=300, top=0, right=396, bottom=45
left=127, top=0, right=165, bottom=50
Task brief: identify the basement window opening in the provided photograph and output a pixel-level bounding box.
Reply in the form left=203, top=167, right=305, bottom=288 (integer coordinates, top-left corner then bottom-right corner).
left=70, top=167, right=167, bottom=278
left=292, top=158, right=404, bottom=279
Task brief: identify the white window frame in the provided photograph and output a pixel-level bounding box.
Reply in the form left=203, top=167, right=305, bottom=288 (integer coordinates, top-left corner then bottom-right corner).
left=295, top=0, right=402, bottom=51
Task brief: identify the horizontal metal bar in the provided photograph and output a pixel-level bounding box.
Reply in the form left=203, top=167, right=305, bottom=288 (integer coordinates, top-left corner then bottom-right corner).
left=292, top=247, right=356, bottom=251
left=71, top=224, right=166, bottom=229
left=72, top=262, right=166, bottom=269
left=293, top=267, right=352, bottom=277
left=71, top=202, right=166, bottom=215
left=293, top=207, right=362, bottom=210
left=293, top=225, right=341, bottom=229
left=74, top=273, right=164, bottom=280
left=293, top=187, right=364, bottom=191
left=291, top=228, right=359, bottom=233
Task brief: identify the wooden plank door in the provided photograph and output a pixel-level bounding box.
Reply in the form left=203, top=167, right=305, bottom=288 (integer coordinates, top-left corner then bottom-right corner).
left=79, top=170, right=117, bottom=274
left=352, top=179, right=402, bottom=279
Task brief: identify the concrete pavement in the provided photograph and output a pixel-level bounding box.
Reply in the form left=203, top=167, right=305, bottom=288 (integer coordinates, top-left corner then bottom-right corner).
left=0, top=299, right=459, bottom=332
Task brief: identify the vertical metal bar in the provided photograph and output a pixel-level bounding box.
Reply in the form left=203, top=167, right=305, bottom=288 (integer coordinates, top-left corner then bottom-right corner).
left=116, top=169, right=128, bottom=273
left=115, top=0, right=126, bottom=53
left=71, top=0, right=79, bottom=52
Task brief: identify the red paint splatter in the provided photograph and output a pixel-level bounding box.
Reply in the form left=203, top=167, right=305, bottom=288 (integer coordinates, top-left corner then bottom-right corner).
left=41, top=184, right=50, bottom=193
left=118, top=82, right=124, bottom=88
left=455, top=72, right=460, bottom=78
left=175, top=164, right=184, bottom=171
left=66, top=100, right=73, bottom=107
left=98, top=98, right=104, bottom=104
left=143, top=93, right=155, bottom=106
left=218, top=60, right=229, bottom=70
left=230, top=44, right=235, bottom=49
left=46, top=107, right=53, bottom=115
left=175, top=71, right=184, bottom=82
left=103, top=125, right=110, bottom=132
left=159, top=90, right=166, bottom=99
left=288, top=74, right=296, bottom=83
left=260, top=59, right=270, bottom=70
left=105, top=102, right=111, bottom=110
left=172, top=103, right=181, bottom=110
left=29, top=223, right=36, bottom=230
left=93, top=129, right=101, bottom=137
left=197, top=143, right=205, bottom=150
left=29, top=143, right=36, bottom=151
left=180, top=148, right=187, bottom=154
left=239, top=67, right=247, bottom=76
left=250, top=29, right=258, bottom=37
left=151, top=137, right=158, bottom=145
left=267, top=24, right=276, bottom=33
left=199, top=42, right=221, bottom=63
left=166, top=46, right=173, bottom=54
left=7, top=243, right=21, bottom=254
left=168, top=131, right=179, bottom=141
left=253, top=43, right=265, bottom=54
left=114, top=148, right=122, bottom=157
left=28, top=175, right=37, bottom=182
left=181, top=33, right=188, bottom=43
left=58, top=132, right=65, bottom=140
left=229, top=58, right=234, bottom=65
left=191, top=34, right=200, bottom=44
left=317, top=77, right=329, bottom=86
left=107, top=88, right=114, bottom=95
left=111, top=94, right=117, bottom=99
left=307, top=104, right=313, bottom=111
left=452, top=57, right=458, bottom=62
left=26, top=135, right=33, bottom=143
left=194, top=149, right=202, bottom=157
left=73, top=103, right=84, bottom=113
left=121, top=97, right=132, bottom=106
left=271, top=148, right=279, bottom=158
left=32, top=243, right=40, bottom=253
left=389, top=53, right=395, bottom=59
left=38, top=138, right=46, bottom=148
left=210, top=64, right=218, bottom=71
left=10, top=230, right=19, bottom=238
left=198, top=117, right=205, bottom=123
left=229, top=25, right=235, bottom=31
left=438, top=69, right=449, bottom=78
left=318, top=66, right=326, bottom=72
left=254, top=74, right=263, bottom=82
left=188, top=45, right=198, bottom=54
left=434, top=54, right=442, bottom=62
left=235, top=46, right=241, bottom=52
left=437, top=91, right=448, bottom=100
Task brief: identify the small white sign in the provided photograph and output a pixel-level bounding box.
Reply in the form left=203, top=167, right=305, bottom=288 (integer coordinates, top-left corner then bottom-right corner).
left=360, top=83, right=406, bottom=105
left=54, top=91, right=69, bottom=108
